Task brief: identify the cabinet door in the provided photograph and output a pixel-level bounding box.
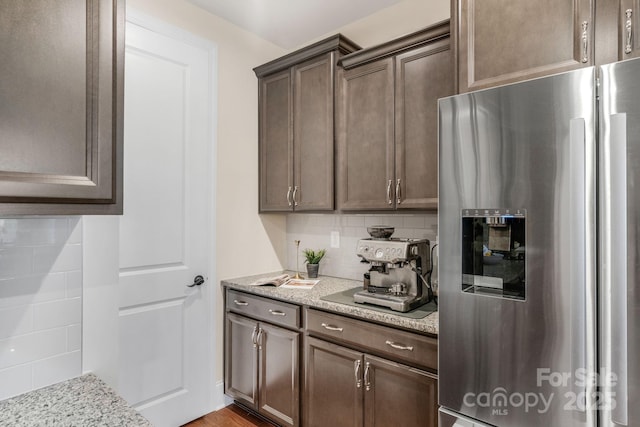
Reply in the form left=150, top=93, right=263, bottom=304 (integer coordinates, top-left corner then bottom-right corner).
left=225, top=313, right=258, bottom=408
left=363, top=355, right=438, bottom=427
left=337, top=58, right=395, bottom=210
left=595, top=0, right=640, bottom=65
left=258, top=323, right=300, bottom=427
left=259, top=70, right=293, bottom=212
left=454, top=0, right=594, bottom=92
left=304, top=337, right=364, bottom=427
left=0, top=0, right=123, bottom=213
left=293, top=53, right=335, bottom=211
left=395, top=39, right=453, bottom=210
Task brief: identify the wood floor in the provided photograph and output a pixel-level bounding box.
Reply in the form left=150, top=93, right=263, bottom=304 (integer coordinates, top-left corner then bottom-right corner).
left=182, top=404, right=275, bottom=427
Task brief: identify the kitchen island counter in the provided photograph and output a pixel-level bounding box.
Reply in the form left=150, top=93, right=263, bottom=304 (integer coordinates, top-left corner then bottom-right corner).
left=0, top=374, right=151, bottom=427
left=222, top=272, right=438, bottom=335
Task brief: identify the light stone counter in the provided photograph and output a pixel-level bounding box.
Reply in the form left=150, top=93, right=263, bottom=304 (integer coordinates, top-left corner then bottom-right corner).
left=0, top=374, right=151, bottom=427
left=222, top=271, right=438, bottom=335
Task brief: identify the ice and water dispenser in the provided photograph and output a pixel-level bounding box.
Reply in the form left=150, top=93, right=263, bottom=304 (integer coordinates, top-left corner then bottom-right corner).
left=461, top=209, right=526, bottom=300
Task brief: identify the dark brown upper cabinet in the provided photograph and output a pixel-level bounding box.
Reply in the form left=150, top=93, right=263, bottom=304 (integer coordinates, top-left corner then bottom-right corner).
left=453, top=0, right=640, bottom=93
left=337, top=22, right=453, bottom=211
left=254, top=35, right=360, bottom=213
left=596, top=0, right=640, bottom=64
left=0, top=0, right=124, bottom=214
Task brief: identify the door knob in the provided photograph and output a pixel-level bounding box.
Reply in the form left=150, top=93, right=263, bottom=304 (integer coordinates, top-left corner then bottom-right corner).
left=187, top=275, right=205, bottom=287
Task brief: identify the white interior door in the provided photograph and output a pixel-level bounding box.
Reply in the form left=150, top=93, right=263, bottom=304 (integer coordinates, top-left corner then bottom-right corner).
left=118, top=19, right=214, bottom=426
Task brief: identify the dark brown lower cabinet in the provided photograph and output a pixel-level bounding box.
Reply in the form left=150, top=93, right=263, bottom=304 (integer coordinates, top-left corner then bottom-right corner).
left=364, top=354, right=438, bottom=427
left=305, top=336, right=438, bottom=427
left=305, top=337, right=364, bottom=427
left=225, top=312, right=300, bottom=427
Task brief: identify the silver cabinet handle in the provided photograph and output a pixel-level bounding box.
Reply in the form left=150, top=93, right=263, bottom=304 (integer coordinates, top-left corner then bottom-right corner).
left=385, top=340, right=414, bottom=351
left=364, top=362, right=371, bottom=391
left=395, top=178, right=401, bottom=204
left=581, top=21, right=589, bottom=63
left=292, top=186, right=299, bottom=206
left=286, top=186, right=293, bottom=207
left=256, top=328, right=263, bottom=350
left=251, top=325, right=258, bottom=348
left=233, top=299, right=249, bottom=306
left=386, top=179, right=393, bottom=205
left=320, top=322, right=343, bottom=332
left=354, top=360, right=362, bottom=389
left=626, top=9, right=633, bottom=54
left=268, top=309, right=286, bottom=316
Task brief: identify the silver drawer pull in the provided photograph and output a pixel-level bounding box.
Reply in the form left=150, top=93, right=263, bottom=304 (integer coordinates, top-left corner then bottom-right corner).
left=269, top=309, right=286, bottom=316
left=321, top=322, right=344, bottom=332
left=385, top=340, right=414, bottom=351
left=233, top=299, right=249, bottom=306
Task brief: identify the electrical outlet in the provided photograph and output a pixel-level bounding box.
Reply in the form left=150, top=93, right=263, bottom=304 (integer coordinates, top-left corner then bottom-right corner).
left=330, top=231, right=340, bottom=248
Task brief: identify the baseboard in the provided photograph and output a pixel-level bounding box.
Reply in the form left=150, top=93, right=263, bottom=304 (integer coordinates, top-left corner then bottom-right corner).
left=213, top=380, right=233, bottom=410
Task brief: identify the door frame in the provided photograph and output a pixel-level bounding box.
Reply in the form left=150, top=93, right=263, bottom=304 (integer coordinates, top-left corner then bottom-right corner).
left=82, top=7, right=221, bottom=413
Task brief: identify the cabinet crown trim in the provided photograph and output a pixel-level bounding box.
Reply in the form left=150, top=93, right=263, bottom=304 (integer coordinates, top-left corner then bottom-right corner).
left=339, top=20, right=450, bottom=70
left=254, top=34, right=361, bottom=77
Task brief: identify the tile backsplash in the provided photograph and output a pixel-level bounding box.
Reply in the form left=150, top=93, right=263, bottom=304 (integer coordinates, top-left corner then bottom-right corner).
left=286, top=213, right=438, bottom=281
left=0, top=218, right=82, bottom=400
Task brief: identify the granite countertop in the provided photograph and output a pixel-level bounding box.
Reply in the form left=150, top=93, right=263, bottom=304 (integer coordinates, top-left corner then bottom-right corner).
left=0, top=374, right=151, bottom=427
left=222, top=271, right=438, bottom=335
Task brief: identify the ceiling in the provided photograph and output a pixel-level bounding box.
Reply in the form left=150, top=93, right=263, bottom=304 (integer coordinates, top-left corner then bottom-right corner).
left=187, top=0, right=406, bottom=49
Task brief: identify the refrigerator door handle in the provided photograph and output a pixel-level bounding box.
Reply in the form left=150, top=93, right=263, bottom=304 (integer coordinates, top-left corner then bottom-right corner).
left=569, top=118, right=588, bottom=411
left=607, top=113, right=629, bottom=425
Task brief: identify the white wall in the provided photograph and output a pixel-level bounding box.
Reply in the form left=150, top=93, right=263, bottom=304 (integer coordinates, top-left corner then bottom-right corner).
left=307, top=0, right=450, bottom=49
left=0, top=218, right=82, bottom=400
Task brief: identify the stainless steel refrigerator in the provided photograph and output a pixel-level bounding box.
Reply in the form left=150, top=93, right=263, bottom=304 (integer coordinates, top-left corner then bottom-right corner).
left=438, top=57, right=640, bottom=427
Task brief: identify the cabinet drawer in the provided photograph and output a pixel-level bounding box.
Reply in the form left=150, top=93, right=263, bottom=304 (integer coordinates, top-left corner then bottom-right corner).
left=227, top=289, right=301, bottom=329
left=306, top=308, right=437, bottom=371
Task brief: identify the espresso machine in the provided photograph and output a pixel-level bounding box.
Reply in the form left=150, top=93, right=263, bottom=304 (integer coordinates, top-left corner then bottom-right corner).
left=354, top=226, right=432, bottom=312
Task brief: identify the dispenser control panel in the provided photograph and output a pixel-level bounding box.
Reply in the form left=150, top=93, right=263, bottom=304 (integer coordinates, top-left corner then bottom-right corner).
left=356, top=238, right=426, bottom=263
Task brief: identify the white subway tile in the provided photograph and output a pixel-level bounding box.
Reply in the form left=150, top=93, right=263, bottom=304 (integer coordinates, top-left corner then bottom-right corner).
left=287, top=211, right=437, bottom=280
left=33, top=298, right=81, bottom=330
left=0, top=247, right=33, bottom=279
left=0, top=364, right=33, bottom=400
left=67, top=218, right=82, bottom=244
left=0, top=306, right=33, bottom=340
left=403, top=215, right=426, bottom=228
left=0, top=219, right=68, bottom=246
left=345, top=216, right=365, bottom=227
left=32, top=351, right=81, bottom=389
left=66, top=271, right=82, bottom=298
left=424, top=213, right=438, bottom=227
left=314, top=215, right=338, bottom=227
left=0, top=274, right=67, bottom=309
left=364, top=216, right=385, bottom=227
left=67, top=325, right=81, bottom=352
left=0, top=218, right=84, bottom=397
left=0, top=328, right=67, bottom=369
left=33, top=244, right=82, bottom=274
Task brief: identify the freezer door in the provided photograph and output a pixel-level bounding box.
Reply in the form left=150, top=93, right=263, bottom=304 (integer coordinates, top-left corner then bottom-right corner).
left=599, top=56, right=640, bottom=427
left=438, top=67, right=597, bottom=427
